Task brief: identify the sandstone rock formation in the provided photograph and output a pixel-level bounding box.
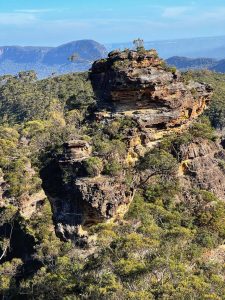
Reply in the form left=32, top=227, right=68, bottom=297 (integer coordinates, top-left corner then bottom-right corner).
left=45, top=139, right=134, bottom=241
left=45, top=50, right=214, bottom=241
left=18, top=190, right=46, bottom=219
left=63, top=140, right=92, bottom=161
left=74, top=176, right=134, bottom=223
left=0, top=162, right=46, bottom=218
left=179, top=138, right=225, bottom=201
left=54, top=174, right=135, bottom=241
left=91, top=49, right=213, bottom=129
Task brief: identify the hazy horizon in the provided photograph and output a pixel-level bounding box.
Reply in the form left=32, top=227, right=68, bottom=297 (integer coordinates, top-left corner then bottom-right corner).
left=0, top=34, right=224, bottom=48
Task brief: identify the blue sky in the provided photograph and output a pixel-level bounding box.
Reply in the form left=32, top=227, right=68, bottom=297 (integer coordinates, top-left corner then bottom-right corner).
left=0, top=0, right=225, bottom=45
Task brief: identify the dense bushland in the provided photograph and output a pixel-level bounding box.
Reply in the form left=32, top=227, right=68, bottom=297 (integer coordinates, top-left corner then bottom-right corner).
left=0, top=71, right=225, bottom=300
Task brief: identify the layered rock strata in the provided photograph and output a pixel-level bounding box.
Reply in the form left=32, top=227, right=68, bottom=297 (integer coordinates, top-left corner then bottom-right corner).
left=48, top=140, right=135, bottom=241
left=47, top=50, right=214, bottom=241
left=179, top=138, right=225, bottom=201
left=91, top=49, right=212, bottom=129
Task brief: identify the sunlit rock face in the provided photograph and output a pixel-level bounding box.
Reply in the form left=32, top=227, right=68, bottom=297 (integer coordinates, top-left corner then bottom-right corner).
left=91, top=49, right=213, bottom=129
left=45, top=50, right=213, bottom=242
left=179, top=138, right=225, bottom=201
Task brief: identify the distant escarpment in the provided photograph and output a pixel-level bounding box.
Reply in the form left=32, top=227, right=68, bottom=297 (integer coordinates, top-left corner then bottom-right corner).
left=0, top=40, right=107, bottom=78
left=166, top=56, right=225, bottom=73
left=91, top=49, right=212, bottom=130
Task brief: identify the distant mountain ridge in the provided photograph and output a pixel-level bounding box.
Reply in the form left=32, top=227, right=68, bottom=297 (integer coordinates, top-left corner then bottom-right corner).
left=166, top=56, right=225, bottom=73
left=1, top=36, right=225, bottom=78
left=0, top=40, right=107, bottom=78
left=0, top=46, right=51, bottom=63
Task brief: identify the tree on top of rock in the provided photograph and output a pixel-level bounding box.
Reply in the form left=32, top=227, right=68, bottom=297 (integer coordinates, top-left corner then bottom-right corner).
left=133, top=38, right=145, bottom=51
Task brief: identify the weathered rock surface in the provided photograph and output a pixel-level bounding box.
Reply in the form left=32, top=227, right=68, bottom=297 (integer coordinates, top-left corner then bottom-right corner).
left=54, top=174, right=134, bottom=241
left=74, top=176, right=134, bottom=223
left=0, top=163, right=46, bottom=217
left=44, top=51, right=214, bottom=242
left=63, top=140, right=92, bottom=161
left=179, top=138, right=218, bottom=160
left=18, top=190, right=46, bottom=219
left=45, top=139, right=134, bottom=241
left=91, top=49, right=212, bottom=129
left=179, top=138, right=225, bottom=201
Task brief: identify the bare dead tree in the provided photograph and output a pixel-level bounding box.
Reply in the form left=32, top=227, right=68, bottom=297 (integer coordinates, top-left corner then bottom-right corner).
left=133, top=38, right=144, bottom=51
left=0, top=221, right=14, bottom=262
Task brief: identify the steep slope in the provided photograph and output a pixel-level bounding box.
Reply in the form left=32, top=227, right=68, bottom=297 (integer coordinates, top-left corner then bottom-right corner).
left=42, top=40, right=107, bottom=65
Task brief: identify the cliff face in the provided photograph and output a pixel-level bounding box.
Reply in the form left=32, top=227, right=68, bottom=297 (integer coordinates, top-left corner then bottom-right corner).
left=0, top=162, right=46, bottom=219
left=179, top=138, right=225, bottom=201
left=91, top=49, right=212, bottom=129
left=42, top=49, right=215, bottom=241
left=46, top=139, right=135, bottom=241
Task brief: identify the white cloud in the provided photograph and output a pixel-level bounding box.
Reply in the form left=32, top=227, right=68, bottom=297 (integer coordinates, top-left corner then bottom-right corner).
left=0, top=13, right=37, bottom=25
left=199, top=7, right=225, bottom=21
left=46, top=17, right=167, bottom=31
left=162, top=6, right=192, bottom=18
left=15, top=9, right=61, bottom=14
left=172, top=6, right=225, bottom=26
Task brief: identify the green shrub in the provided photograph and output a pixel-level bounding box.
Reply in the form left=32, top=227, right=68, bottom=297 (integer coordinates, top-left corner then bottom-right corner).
left=139, top=149, right=178, bottom=176
left=83, top=157, right=103, bottom=177
left=103, top=160, right=122, bottom=176
left=145, top=179, right=179, bottom=207
left=189, top=117, right=216, bottom=140
left=195, top=230, right=218, bottom=248
left=94, top=138, right=127, bottom=159
left=115, top=258, right=146, bottom=278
